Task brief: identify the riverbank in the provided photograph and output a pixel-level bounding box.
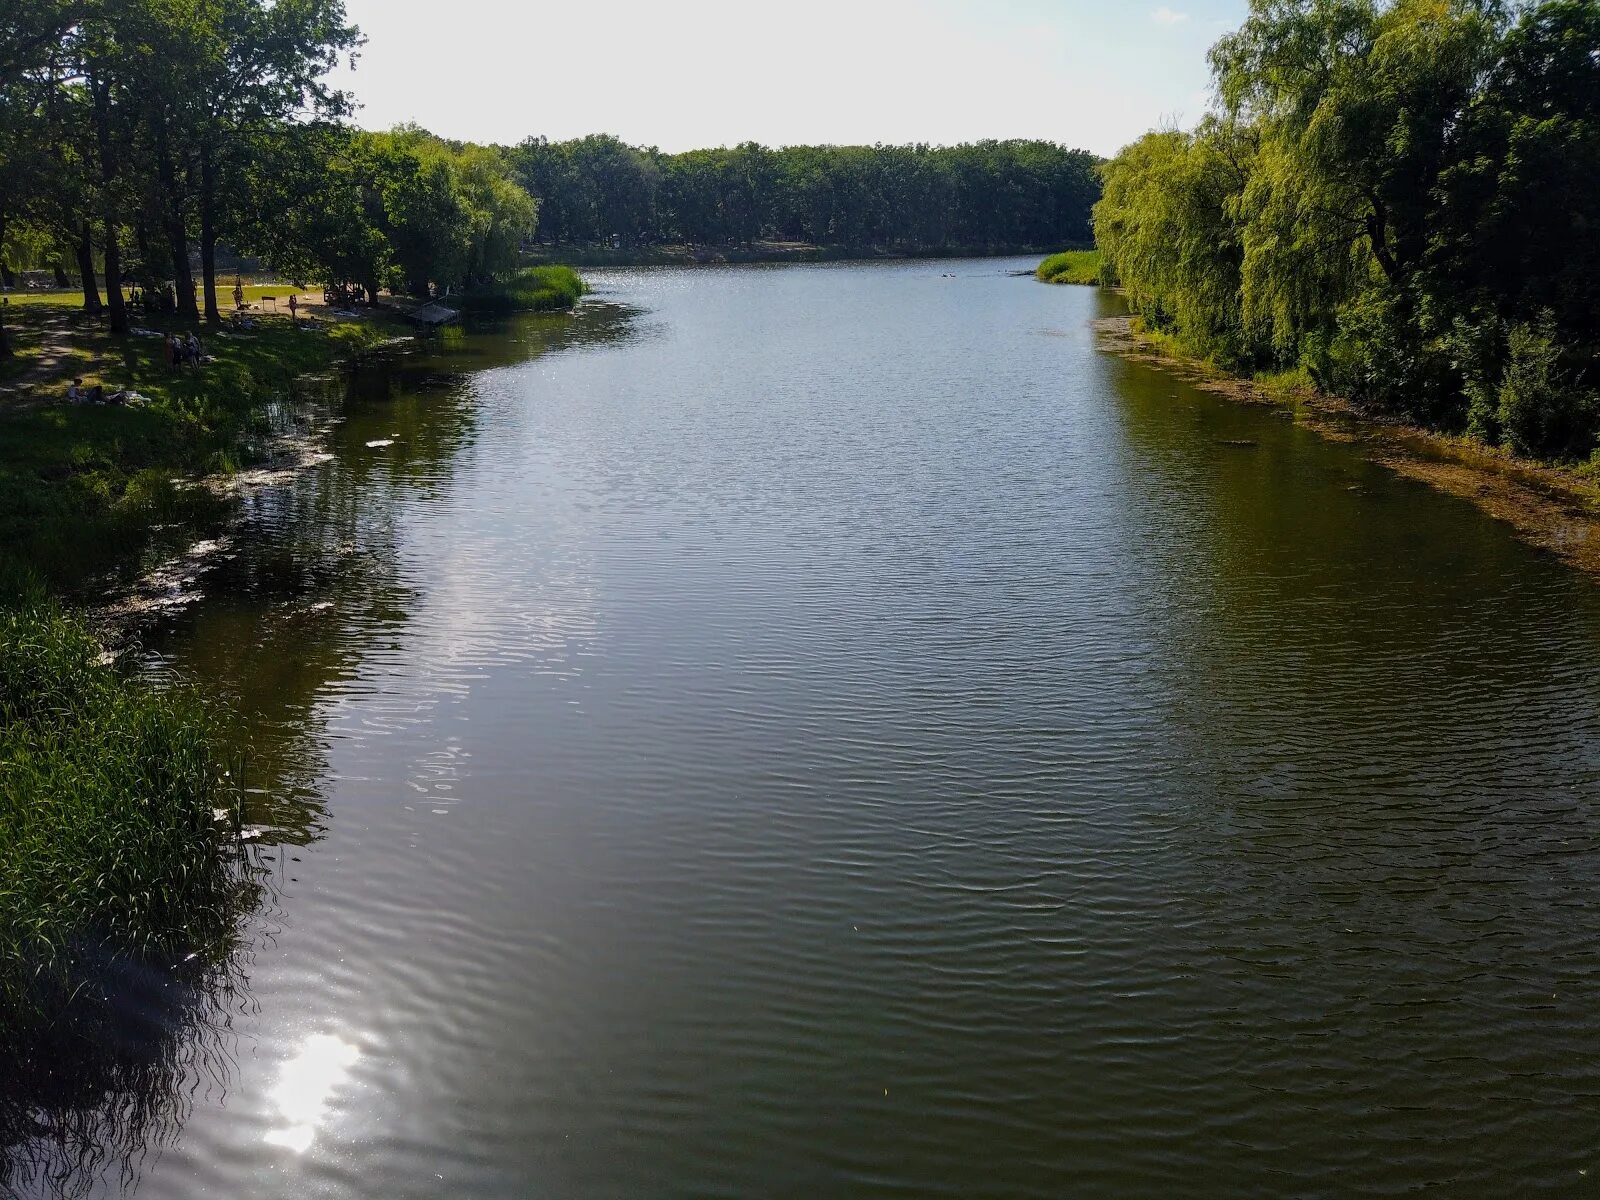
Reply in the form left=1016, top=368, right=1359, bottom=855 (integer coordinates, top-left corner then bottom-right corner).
left=0, top=264, right=591, bottom=1008
left=524, top=241, right=1071, bottom=269
left=1, top=298, right=417, bottom=1029
left=0, top=299, right=415, bottom=601
left=1095, top=315, right=1600, bottom=576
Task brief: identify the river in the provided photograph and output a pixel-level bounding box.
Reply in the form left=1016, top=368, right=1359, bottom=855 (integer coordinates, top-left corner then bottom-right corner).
left=10, top=258, right=1600, bottom=1197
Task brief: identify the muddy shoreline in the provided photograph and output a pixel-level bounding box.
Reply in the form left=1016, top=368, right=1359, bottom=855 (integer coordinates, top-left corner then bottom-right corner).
left=1094, top=315, right=1600, bottom=578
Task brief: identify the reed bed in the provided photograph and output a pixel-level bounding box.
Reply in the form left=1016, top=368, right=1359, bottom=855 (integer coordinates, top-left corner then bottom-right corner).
left=1036, top=250, right=1103, bottom=286
left=458, top=266, right=587, bottom=315
left=0, top=604, right=245, bottom=1018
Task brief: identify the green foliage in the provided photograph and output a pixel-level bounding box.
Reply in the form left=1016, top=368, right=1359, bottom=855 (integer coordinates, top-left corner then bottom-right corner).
left=458, top=266, right=586, bottom=315
left=509, top=137, right=1101, bottom=252
left=1097, top=121, right=1261, bottom=371
left=259, top=126, right=536, bottom=300
left=1036, top=250, right=1103, bottom=285
left=1493, top=315, right=1599, bottom=460
left=0, top=307, right=397, bottom=595
left=0, top=604, right=247, bottom=1016
left=1097, top=0, right=1600, bottom=461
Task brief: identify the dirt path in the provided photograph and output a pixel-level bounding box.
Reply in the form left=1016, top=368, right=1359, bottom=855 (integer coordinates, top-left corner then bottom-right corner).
left=0, top=310, right=94, bottom=406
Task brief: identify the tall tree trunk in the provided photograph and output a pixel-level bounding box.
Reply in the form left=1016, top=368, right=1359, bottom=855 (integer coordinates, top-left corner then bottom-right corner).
left=156, top=117, right=198, bottom=322
left=103, top=224, right=127, bottom=333
left=77, top=221, right=103, bottom=313
left=91, top=75, right=128, bottom=335
left=135, top=221, right=155, bottom=287
left=0, top=221, right=11, bottom=355
left=200, top=144, right=221, bottom=325
left=0, top=211, right=11, bottom=290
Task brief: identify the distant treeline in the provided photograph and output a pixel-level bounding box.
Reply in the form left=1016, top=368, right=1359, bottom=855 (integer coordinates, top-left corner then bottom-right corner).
left=507, top=136, right=1101, bottom=252
left=1096, top=0, right=1600, bottom=461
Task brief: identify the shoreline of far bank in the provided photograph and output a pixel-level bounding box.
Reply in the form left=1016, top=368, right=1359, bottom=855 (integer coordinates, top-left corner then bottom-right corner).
left=524, top=242, right=1081, bottom=269
left=1094, top=315, right=1600, bottom=579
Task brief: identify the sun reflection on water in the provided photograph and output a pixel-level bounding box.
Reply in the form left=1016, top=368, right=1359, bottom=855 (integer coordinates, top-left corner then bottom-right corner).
left=263, top=1034, right=360, bottom=1154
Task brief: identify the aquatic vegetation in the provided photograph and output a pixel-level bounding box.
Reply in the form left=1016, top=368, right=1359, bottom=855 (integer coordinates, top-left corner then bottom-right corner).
left=1036, top=250, right=1102, bottom=286
left=0, top=605, right=250, bottom=1019
left=458, top=266, right=587, bottom=315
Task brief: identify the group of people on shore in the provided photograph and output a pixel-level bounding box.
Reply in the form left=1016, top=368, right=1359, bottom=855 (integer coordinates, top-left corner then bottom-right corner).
left=163, top=331, right=205, bottom=369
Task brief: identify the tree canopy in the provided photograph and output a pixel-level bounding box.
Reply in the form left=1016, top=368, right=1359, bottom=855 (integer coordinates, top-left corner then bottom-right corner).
left=1097, top=0, right=1600, bottom=460
left=508, top=136, right=1101, bottom=252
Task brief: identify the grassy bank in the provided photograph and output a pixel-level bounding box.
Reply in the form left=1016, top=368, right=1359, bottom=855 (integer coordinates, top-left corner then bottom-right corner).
left=0, top=303, right=401, bottom=596
left=458, top=265, right=587, bottom=314
left=1036, top=250, right=1103, bottom=285
left=0, top=602, right=249, bottom=1018
left=0, top=297, right=408, bottom=1026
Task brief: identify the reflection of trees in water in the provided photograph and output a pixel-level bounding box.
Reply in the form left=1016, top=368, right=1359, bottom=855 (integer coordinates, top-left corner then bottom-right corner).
left=0, top=855, right=270, bottom=1199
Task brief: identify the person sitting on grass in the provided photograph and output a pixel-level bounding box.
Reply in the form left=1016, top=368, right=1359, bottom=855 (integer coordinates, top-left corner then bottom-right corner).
left=65, top=378, right=85, bottom=404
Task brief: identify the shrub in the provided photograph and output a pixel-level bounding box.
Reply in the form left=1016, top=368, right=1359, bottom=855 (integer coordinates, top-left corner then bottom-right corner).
left=1317, top=286, right=1461, bottom=426
left=1496, top=315, right=1600, bottom=460
left=1036, top=250, right=1102, bottom=286
left=0, top=606, right=248, bottom=1018
left=458, top=266, right=587, bottom=314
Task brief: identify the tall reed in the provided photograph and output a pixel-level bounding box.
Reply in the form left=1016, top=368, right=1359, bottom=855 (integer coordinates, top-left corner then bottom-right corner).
left=0, top=605, right=246, bottom=1019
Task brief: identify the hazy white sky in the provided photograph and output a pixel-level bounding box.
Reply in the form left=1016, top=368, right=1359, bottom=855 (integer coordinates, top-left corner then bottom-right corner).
left=327, top=1, right=1250, bottom=156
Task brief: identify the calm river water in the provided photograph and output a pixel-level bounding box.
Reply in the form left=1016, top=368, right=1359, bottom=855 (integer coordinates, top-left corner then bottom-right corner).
left=11, top=259, right=1600, bottom=1197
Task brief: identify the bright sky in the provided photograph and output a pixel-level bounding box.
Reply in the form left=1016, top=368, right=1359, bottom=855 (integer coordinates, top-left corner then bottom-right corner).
left=326, top=1, right=1250, bottom=157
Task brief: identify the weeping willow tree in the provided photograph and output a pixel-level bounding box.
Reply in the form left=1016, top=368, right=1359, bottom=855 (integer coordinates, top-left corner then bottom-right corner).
left=1096, top=0, right=1600, bottom=460
left=1096, top=120, right=1258, bottom=369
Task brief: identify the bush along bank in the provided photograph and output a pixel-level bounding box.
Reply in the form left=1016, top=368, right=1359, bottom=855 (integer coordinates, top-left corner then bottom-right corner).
left=458, top=266, right=587, bottom=315
left=1036, top=250, right=1103, bottom=286
left=0, top=602, right=254, bottom=1023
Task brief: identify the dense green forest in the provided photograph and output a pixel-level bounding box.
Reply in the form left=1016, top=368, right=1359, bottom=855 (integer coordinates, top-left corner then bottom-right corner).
left=508, top=137, right=1101, bottom=251
left=1095, top=0, right=1600, bottom=462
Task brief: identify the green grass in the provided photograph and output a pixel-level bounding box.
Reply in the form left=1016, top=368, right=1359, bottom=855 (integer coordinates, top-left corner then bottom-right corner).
left=458, top=266, right=586, bottom=315
left=0, top=298, right=397, bottom=1028
left=1036, top=250, right=1103, bottom=286
left=0, top=306, right=400, bottom=596
left=2, top=283, right=316, bottom=309
left=0, top=603, right=250, bottom=1018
